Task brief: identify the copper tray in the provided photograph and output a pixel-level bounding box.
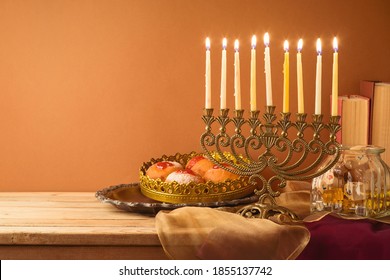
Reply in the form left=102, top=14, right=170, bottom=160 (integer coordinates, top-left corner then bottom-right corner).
left=95, top=183, right=259, bottom=214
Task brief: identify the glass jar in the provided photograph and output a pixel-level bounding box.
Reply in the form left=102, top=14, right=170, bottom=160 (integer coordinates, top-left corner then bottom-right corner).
left=311, top=145, right=390, bottom=218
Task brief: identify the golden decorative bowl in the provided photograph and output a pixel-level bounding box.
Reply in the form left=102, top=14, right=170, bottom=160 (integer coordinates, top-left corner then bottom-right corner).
left=139, top=152, right=254, bottom=203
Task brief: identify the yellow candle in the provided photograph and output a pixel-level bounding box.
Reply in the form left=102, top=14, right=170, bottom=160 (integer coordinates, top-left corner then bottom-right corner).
left=297, top=39, right=304, bottom=114
left=205, top=37, right=211, bottom=109
left=250, top=35, right=257, bottom=111
left=315, top=38, right=322, bottom=115
left=331, top=37, right=339, bottom=116
left=283, top=40, right=289, bottom=113
left=220, top=38, right=227, bottom=110
left=264, top=32, right=273, bottom=106
left=234, top=39, right=241, bottom=110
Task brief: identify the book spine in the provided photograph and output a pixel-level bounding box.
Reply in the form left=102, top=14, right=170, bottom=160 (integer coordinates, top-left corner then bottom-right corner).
left=336, top=97, right=343, bottom=143
left=360, top=80, right=380, bottom=144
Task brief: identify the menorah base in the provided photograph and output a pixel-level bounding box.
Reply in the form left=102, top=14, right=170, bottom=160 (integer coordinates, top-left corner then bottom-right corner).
left=236, top=201, right=300, bottom=223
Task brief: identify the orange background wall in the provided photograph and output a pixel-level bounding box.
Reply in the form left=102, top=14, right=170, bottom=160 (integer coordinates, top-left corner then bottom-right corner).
left=1, top=0, right=389, bottom=192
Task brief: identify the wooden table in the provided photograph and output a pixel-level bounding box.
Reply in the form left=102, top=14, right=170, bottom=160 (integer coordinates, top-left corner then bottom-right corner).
left=0, top=192, right=168, bottom=260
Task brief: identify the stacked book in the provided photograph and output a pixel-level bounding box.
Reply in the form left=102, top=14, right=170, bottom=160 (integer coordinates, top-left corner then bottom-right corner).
left=337, top=80, right=390, bottom=166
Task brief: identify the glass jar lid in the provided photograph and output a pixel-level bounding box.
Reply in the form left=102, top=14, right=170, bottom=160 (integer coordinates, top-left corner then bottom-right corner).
left=340, top=145, right=385, bottom=155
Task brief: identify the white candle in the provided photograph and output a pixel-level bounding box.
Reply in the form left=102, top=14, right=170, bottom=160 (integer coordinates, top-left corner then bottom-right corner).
left=220, top=38, right=227, bottom=110
left=205, top=37, right=211, bottom=109
left=283, top=40, right=289, bottom=113
left=331, top=37, right=339, bottom=116
left=297, top=39, right=304, bottom=114
left=315, top=38, right=322, bottom=115
left=234, top=39, right=241, bottom=110
left=250, top=35, right=257, bottom=111
left=264, top=32, right=273, bottom=106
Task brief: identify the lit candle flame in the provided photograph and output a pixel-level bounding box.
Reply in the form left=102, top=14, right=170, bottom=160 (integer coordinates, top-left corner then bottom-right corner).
left=251, top=35, right=257, bottom=49
left=234, top=39, right=239, bottom=52
left=284, top=40, right=289, bottom=52
left=316, top=38, right=322, bottom=55
left=222, top=38, right=227, bottom=50
left=297, top=39, right=303, bottom=52
left=205, top=37, right=210, bottom=50
left=264, top=32, right=270, bottom=47
left=333, top=37, right=338, bottom=52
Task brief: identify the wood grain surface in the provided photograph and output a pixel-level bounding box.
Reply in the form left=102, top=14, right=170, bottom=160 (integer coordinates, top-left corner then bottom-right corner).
left=0, top=192, right=167, bottom=259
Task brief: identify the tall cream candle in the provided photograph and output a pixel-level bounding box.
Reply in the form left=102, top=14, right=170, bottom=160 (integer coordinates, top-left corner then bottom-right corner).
left=220, top=38, right=227, bottom=110
left=264, top=32, right=273, bottom=106
left=283, top=40, right=289, bottom=113
left=234, top=39, right=241, bottom=110
left=250, top=35, right=257, bottom=111
left=205, top=37, right=211, bottom=109
left=331, top=37, right=339, bottom=116
left=315, top=38, right=322, bottom=115
left=297, top=39, right=304, bottom=114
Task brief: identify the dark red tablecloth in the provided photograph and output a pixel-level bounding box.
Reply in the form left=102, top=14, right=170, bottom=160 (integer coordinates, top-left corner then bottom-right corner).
left=297, top=215, right=390, bottom=260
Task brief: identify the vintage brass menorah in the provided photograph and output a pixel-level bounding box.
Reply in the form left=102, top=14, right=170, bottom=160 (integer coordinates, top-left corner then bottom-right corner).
left=200, top=106, right=342, bottom=220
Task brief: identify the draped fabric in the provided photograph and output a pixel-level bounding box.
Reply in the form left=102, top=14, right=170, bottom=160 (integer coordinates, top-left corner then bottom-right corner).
left=298, top=214, right=390, bottom=260
left=155, top=181, right=390, bottom=260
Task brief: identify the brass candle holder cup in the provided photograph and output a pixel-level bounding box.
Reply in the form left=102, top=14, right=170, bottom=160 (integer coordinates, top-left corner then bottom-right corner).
left=201, top=106, right=342, bottom=221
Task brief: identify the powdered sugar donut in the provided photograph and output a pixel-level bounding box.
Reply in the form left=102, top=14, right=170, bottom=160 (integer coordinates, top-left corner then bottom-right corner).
left=165, top=169, right=204, bottom=184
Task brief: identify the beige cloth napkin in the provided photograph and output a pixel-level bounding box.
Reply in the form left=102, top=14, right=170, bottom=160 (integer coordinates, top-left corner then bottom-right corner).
left=156, top=206, right=310, bottom=260
left=155, top=181, right=311, bottom=260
